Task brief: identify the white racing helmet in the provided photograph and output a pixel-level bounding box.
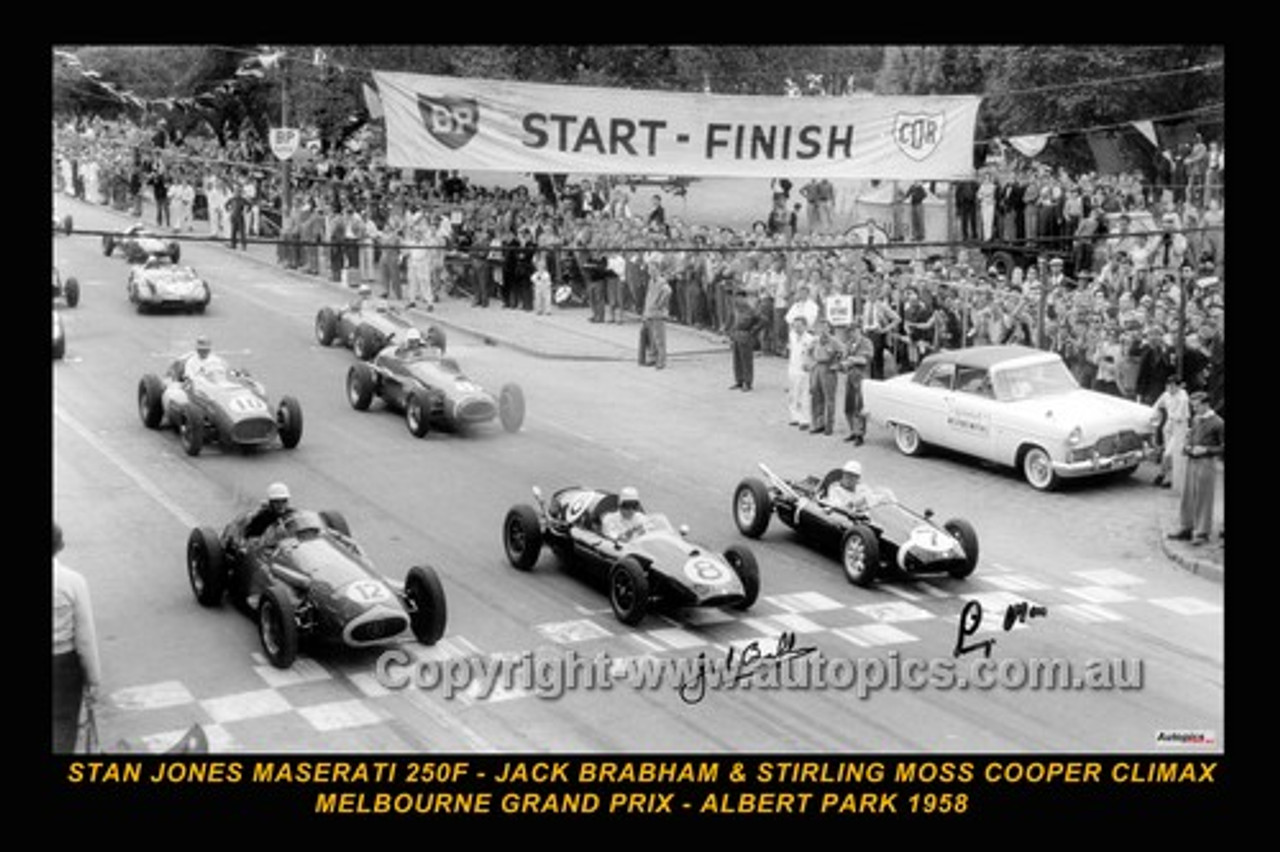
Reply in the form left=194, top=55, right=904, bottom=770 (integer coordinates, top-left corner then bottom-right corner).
left=842, top=460, right=862, bottom=477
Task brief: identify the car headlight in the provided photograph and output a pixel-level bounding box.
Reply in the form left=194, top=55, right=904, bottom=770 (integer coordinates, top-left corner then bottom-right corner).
left=1066, top=426, right=1083, bottom=447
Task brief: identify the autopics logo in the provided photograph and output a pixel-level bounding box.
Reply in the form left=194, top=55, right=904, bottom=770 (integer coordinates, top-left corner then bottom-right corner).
left=893, top=112, right=945, bottom=161
left=1156, top=729, right=1218, bottom=747
left=417, top=95, right=480, bottom=150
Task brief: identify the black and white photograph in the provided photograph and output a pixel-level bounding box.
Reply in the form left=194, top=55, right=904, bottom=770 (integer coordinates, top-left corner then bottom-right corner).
left=52, top=45, right=1225, bottom=806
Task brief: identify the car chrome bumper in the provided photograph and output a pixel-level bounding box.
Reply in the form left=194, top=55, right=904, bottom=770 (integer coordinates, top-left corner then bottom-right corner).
left=1052, top=449, right=1147, bottom=477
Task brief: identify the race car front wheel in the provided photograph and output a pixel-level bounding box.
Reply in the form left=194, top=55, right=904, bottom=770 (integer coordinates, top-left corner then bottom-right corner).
left=347, top=363, right=376, bottom=411
left=609, top=557, right=650, bottom=626
left=258, top=583, right=299, bottom=669
left=943, top=518, right=980, bottom=579
left=406, top=390, right=432, bottom=438
left=63, top=277, right=80, bottom=308
left=498, top=383, right=525, bottom=433
left=724, top=544, right=760, bottom=610
left=277, top=396, right=303, bottom=449
left=178, top=404, right=204, bottom=456
left=186, top=527, right=226, bottom=607
left=315, top=308, right=338, bottom=346
left=406, top=565, right=448, bottom=646
left=732, top=478, right=773, bottom=539
left=138, top=374, right=165, bottom=429
left=503, top=504, right=543, bottom=571
left=841, top=524, right=880, bottom=587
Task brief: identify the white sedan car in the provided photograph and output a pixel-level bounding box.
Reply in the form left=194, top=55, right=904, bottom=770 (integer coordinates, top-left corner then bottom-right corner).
left=862, top=345, right=1156, bottom=491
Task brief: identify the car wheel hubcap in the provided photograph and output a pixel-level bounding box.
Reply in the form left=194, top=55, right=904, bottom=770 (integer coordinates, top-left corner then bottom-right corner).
left=614, top=575, right=634, bottom=611
left=898, top=426, right=917, bottom=452
left=408, top=402, right=421, bottom=430
left=1027, top=452, right=1050, bottom=486
left=507, top=521, right=524, bottom=556
left=189, top=551, right=204, bottom=593
left=844, top=541, right=865, bottom=575
left=736, top=491, right=756, bottom=526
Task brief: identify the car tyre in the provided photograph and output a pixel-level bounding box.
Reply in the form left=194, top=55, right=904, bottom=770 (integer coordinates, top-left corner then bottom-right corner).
left=943, top=517, right=980, bottom=579
left=346, top=363, right=375, bottom=411
left=258, top=583, right=299, bottom=669
left=732, top=477, right=773, bottom=539
left=503, top=504, right=543, bottom=571
left=178, top=403, right=204, bottom=456
left=498, top=383, right=526, bottom=433
left=64, top=277, right=80, bottom=308
left=352, top=324, right=382, bottom=361
left=1021, top=445, right=1059, bottom=491
left=723, top=544, right=760, bottom=610
left=405, top=565, right=448, bottom=646
left=277, top=396, right=303, bottom=449
left=186, top=527, right=226, bottom=607
left=138, top=374, right=165, bottom=428
left=609, top=557, right=650, bottom=626
left=315, top=307, right=338, bottom=346
left=319, top=510, right=351, bottom=537
left=406, top=389, right=432, bottom=438
left=893, top=423, right=926, bottom=456
left=841, top=524, right=880, bottom=587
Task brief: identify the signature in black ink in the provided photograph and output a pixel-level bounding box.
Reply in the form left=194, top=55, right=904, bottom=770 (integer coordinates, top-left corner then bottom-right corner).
left=677, top=631, right=819, bottom=705
left=954, top=599, right=1050, bottom=658
left=1002, top=601, right=1048, bottom=632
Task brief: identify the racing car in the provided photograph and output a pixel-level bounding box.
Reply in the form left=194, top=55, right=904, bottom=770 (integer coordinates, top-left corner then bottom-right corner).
left=502, top=485, right=760, bottom=625
left=53, top=310, right=65, bottom=360
left=53, top=213, right=73, bottom=236
left=186, top=507, right=448, bottom=668
left=137, top=358, right=302, bottom=456
left=346, top=337, right=525, bottom=438
left=103, top=222, right=181, bottom=264
left=53, top=266, right=80, bottom=308
left=731, top=463, right=979, bottom=587
left=315, top=299, right=447, bottom=360
left=126, top=255, right=211, bottom=313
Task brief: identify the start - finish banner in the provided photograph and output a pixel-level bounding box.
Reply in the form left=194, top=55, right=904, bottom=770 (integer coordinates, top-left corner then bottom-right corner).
left=373, top=71, right=982, bottom=181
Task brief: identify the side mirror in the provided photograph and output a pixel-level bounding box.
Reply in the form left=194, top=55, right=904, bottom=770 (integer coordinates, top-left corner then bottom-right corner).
left=679, top=524, right=690, bottom=537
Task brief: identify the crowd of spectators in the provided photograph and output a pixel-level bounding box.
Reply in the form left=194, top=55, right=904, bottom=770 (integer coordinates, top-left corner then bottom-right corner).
left=53, top=114, right=1224, bottom=420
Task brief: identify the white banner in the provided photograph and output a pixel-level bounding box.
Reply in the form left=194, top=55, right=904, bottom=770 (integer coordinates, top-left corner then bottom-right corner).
left=374, top=72, right=982, bottom=181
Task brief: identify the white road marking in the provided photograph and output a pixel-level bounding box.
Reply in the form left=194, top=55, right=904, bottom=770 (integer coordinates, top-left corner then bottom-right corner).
left=140, top=724, right=236, bottom=754
left=832, top=624, right=921, bottom=647
left=200, top=689, right=293, bottom=724
left=626, top=632, right=668, bottom=654
left=1058, top=603, right=1127, bottom=624
left=1148, top=597, right=1224, bottom=616
left=1062, top=586, right=1139, bottom=605
left=763, top=591, right=846, bottom=613
left=1073, top=569, right=1147, bottom=587
left=253, top=657, right=332, bottom=689
left=110, top=680, right=194, bottom=711
left=854, top=602, right=937, bottom=623
left=296, top=699, right=384, bottom=732
left=535, top=619, right=613, bottom=643
left=879, top=585, right=924, bottom=602
left=54, top=404, right=199, bottom=529
left=976, top=574, right=1053, bottom=592
left=647, top=627, right=708, bottom=649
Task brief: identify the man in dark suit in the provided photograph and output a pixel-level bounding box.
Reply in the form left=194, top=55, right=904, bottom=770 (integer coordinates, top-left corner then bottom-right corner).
left=1167, top=392, right=1223, bottom=544
left=729, top=290, right=767, bottom=391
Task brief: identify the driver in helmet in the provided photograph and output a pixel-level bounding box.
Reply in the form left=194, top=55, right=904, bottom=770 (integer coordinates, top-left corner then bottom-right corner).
left=244, top=482, right=294, bottom=540
left=601, top=486, right=648, bottom=542
left=822, top=459, right=874, bottom=513
left=394, top=326, right=427, bottom=358
left=180, top=335, right=228, bottom=382
left=348, top=284, right=373, bottom=312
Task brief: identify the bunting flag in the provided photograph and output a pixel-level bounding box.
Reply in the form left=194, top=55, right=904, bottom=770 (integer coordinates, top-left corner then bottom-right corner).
left=362, top=82, right=383, bottom=119
left=1007, top=134, right=1050, bottom=158
left=1131, top=120, right=1158, bottom=148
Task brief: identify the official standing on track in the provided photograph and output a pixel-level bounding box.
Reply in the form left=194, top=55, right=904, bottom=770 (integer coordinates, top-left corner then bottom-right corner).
left=640, top=255, right=672, bottom=369
left=729, top=289, right=767, bottom=391
left=841, top=323, right=875, bottom=444
left=808, top=318, right=842, bottom=435
left=1168, top=391, right=1224, bottom=545
left=53, top=522, right=102, bottom=754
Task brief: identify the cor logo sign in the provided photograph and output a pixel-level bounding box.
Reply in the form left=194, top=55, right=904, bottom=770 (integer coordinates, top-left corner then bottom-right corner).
left=893, top=112, right=945, bottom=161
left=417, top=95, right=479, bottom=150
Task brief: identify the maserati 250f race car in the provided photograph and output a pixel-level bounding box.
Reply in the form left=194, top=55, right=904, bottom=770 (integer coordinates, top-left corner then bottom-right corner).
left=53, top=266, right=80, bottom=307
left=732, top=463, right=979, bottom=587
left=503, top=486, right=760, bottom=625
left=127, top=255, right=211, bottom=313
left=137, top=358, right=302, bottom=456
left=346, top=339, right=525, bottom=438
left=315, top=299, right=447, bottom=360
left=103, top=222, right=181, bottom=263
left=187, top=507, right=448, bottom=668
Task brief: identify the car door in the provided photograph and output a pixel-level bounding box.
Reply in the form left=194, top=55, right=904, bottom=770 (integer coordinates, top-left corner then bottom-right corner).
left=912, top=361, right=960, bottom=447
left=947, top=364, right=997, bottom=459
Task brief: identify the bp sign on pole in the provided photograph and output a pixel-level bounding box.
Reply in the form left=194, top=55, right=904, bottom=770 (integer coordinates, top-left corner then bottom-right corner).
left=270, top=128, right=301, bottom=161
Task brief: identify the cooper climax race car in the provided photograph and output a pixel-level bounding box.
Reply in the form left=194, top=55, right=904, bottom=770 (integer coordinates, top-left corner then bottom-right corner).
left=126, top=255, right=211, bottom=314
left=732, top=463, right=979, bottom=587
left=53, top=266, right=80, bottom=308
left=53, top=213, right=73, bottom=236
left=503, top=486, right=760, bottom=625
left=137, top=358, right=302, bottom=456
left=53, top=310, right=66, bottom=360
left=315, top=300, right=448, bottom=361
left=861, top=345, right=1155, bottom=491
left=346, top=340, right=526, bottom=438
left=186, top=507, right=448, bottom=668
left=103, top=222, right=181, bottom=264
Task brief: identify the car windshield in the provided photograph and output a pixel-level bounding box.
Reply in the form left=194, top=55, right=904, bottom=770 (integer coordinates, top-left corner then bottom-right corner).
left=286, top=510, right=326, bottom=537
left=634, top=513, right=674, bottom=535
left=991, top=358, right=1079, bottom=401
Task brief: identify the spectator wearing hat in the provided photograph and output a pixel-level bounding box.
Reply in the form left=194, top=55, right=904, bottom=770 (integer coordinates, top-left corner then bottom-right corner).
left=807, top=317, right=843, bottom=435
left=53, top=522, right=102, bottom=754
left=841, top=323, right=874, bottom=444
left=1168, top=391, right=1223, bottom=543
left=729, top=288, right=767, bottom=391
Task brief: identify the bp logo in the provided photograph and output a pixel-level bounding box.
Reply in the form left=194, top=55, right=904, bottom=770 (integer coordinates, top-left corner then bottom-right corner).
left=417, top=95, right=479, bottom=150
left=893, top=112, right=945, bottom=161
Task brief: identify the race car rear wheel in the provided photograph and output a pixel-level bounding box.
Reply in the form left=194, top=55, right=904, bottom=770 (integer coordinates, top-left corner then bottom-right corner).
left=138, top=374, right=165, bottom=428
left=426, top=324, right=447, bottom=353
left=406, top=389, right=432, bottom=438
left=178, top=403, right=204, bottom=456
left=1020, top=445, right=1059, bottom=492
left=406, top=565, right=448, bottom=646
left=352, top=324, right=383, bottom=361
left=841, top=524, right=881, bottom=587
left=498, top=383, right=526, bottom=433
left=723, top=544, right=760, bottom=610
left=732, top=478, right=773, bottom=539
left=315, top=307, right=338, bottom=346
left=186, top=527, right=226, bottom=607
left=893, top=423, right=926, bottom=457
left=63, top=277, right=80, bottom=308
left=346, top=363, right=375, bottom=410
left=319, top=510, right=351, bottom=537
left=503, top=504, right=543, bottom=571
left=258, top=583, right=299, bottom=669
left=276, top=396, right=303, bottom=449
left=609, top=557, right=650, bottom=626
left=943, top=518, right=980, bottom=579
